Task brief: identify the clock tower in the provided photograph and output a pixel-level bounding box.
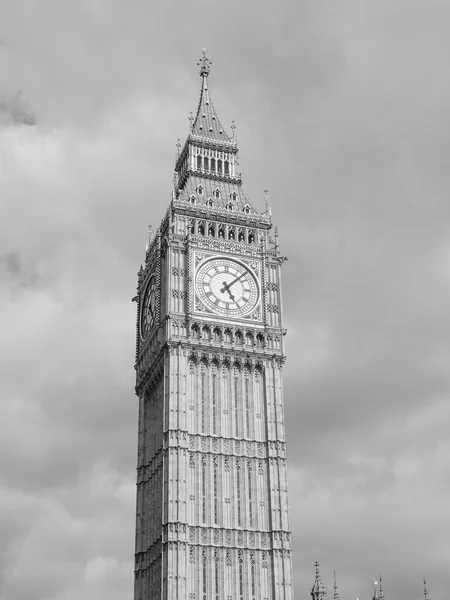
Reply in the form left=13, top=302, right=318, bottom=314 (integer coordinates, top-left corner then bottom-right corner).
left=133, top=51, right=294, bottom=600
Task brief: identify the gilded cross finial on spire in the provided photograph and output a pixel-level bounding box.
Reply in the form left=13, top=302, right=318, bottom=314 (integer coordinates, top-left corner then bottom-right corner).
left=423, top=577, right=428, bottom=600
left=197, top=48, right=212, bottom=78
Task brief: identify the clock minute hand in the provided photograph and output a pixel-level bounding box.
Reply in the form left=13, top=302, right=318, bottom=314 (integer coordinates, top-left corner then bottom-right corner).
left=220, top=272, right=246, bottom=294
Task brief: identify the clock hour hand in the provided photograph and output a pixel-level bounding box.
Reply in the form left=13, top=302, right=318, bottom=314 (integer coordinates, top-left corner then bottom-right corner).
left=220, top=272, right=246, bottom=294
left=221, top=281, right=235, bottom=302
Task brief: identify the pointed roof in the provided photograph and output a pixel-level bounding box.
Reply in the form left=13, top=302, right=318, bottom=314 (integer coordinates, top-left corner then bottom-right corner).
left=311, top=561, right=327, bottom=600
left=191, top=49, right=233, bottom=143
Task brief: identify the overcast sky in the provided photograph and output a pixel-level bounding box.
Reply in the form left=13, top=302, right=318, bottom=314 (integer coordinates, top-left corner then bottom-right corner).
left=1, top=1, right=450, bottom=599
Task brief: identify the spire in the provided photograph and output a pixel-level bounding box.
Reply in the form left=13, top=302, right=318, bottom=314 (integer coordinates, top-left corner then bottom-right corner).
left=191, top=49, right=232, bottom=142
left=333, top=571, right=340, bottom=600
left=372, top=578, right=380, bottom=600
left=423, top=577, right=429, bottom=600
left=310, top=561, right=327, bottom=600
left=379, top=575, right=384, bottom=600
left=197, top=48, right=212, bottom=78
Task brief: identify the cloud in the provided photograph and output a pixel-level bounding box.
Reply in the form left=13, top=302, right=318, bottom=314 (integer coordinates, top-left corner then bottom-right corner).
left=1, top=0, right=450, bottom=599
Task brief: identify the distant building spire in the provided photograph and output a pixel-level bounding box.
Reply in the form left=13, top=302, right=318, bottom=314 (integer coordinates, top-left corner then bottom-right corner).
left=423, top=577, right=429, bottom=600
left=372, top=578, right=379, bottom=600
left=333, top=571, right=340, bottom=600
left=310, top=561, right=327, bottom=600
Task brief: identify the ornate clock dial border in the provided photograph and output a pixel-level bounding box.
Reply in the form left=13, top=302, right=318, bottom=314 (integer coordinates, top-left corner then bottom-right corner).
left=194, top=254, right=261, bottom=320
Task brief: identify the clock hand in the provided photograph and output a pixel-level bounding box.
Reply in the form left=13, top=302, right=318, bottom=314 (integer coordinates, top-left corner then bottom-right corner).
left=220, top=271, right=246, bottom=294
left=222, top=282, right=235, bottom=302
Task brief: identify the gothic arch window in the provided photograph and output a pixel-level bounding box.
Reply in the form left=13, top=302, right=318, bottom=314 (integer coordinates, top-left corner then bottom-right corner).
left=235, top=330, right=243, bottom=345
left=246, top=332, right=254, bottom=346
left=238, top=228, right=245, bottom=242
left=213, top=459, right=218, bottom=523
left=236, top=460, right=242, bottom=526
left=224, top=328, right=232, bottom=343
left=202, top=550, right=208, bottom=600
left=214, top=550, right=220, bottom=600
left=198, top=221, right=205, bottom=236
left=208, top=222, right=215, bottom=237
left=197, top=155, right=202, bottom=170
left=210, top=157, right=216, bottom=171
left=234, top=376, right=240, bottom=439
left=228, top=226, right=235, bottom=240
left=248, top=229, right=255, bottom=244
left=224, top=160, right=229, bottom=176
left=204, top=156, right=209, bottom=171
left=202, top=459, right=207, bottom=521
left=213, top=327, right=221, bottom=342
left=206, top=198, right=214, bottom=208
left=218, top=224, right=225, bottom=239
left=248, top=461, right=253, bottom=527
left=217, top=158, right=222, bottom=174
left=251, top=554, right=256, bottom=599
left=197, top=185, right=203, bottom=195
left=245, top=377, right=251, bottom=438
left=212, top=373, right=217, bottom=435
left=201, top=370, right=206, bottom=434
left=202, top=325, right=210, bottom=340
left=188, top=218, right=195, bottom=234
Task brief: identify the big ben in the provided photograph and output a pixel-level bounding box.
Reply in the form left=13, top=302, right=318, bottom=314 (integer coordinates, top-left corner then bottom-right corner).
left=133, top=51, right=294, bottom=600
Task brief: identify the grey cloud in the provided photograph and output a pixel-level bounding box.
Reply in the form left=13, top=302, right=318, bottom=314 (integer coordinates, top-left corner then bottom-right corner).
left=1, top=0, right=450, bottom=599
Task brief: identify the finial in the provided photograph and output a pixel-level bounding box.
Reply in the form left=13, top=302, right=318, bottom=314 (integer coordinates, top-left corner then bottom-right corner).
left=197, top=48, right=212, bottom=78
left=333, top=571, right=340, bottom=600
left=423, top=577, right=428, bottom=600
left=231, top=120, right=236, bottom=138
left=189, top=111, right=194, bottom=130
left=264, top=189, right=269, bottom=212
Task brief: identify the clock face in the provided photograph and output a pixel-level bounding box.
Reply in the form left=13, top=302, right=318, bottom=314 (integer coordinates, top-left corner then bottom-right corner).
left=140, top=276, right=157, bottom=340
left=196, top=257, right=260, bottom=317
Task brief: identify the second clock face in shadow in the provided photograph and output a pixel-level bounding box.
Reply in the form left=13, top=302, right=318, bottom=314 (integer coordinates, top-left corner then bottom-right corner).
left=140, top=276, right=157, bottom=340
